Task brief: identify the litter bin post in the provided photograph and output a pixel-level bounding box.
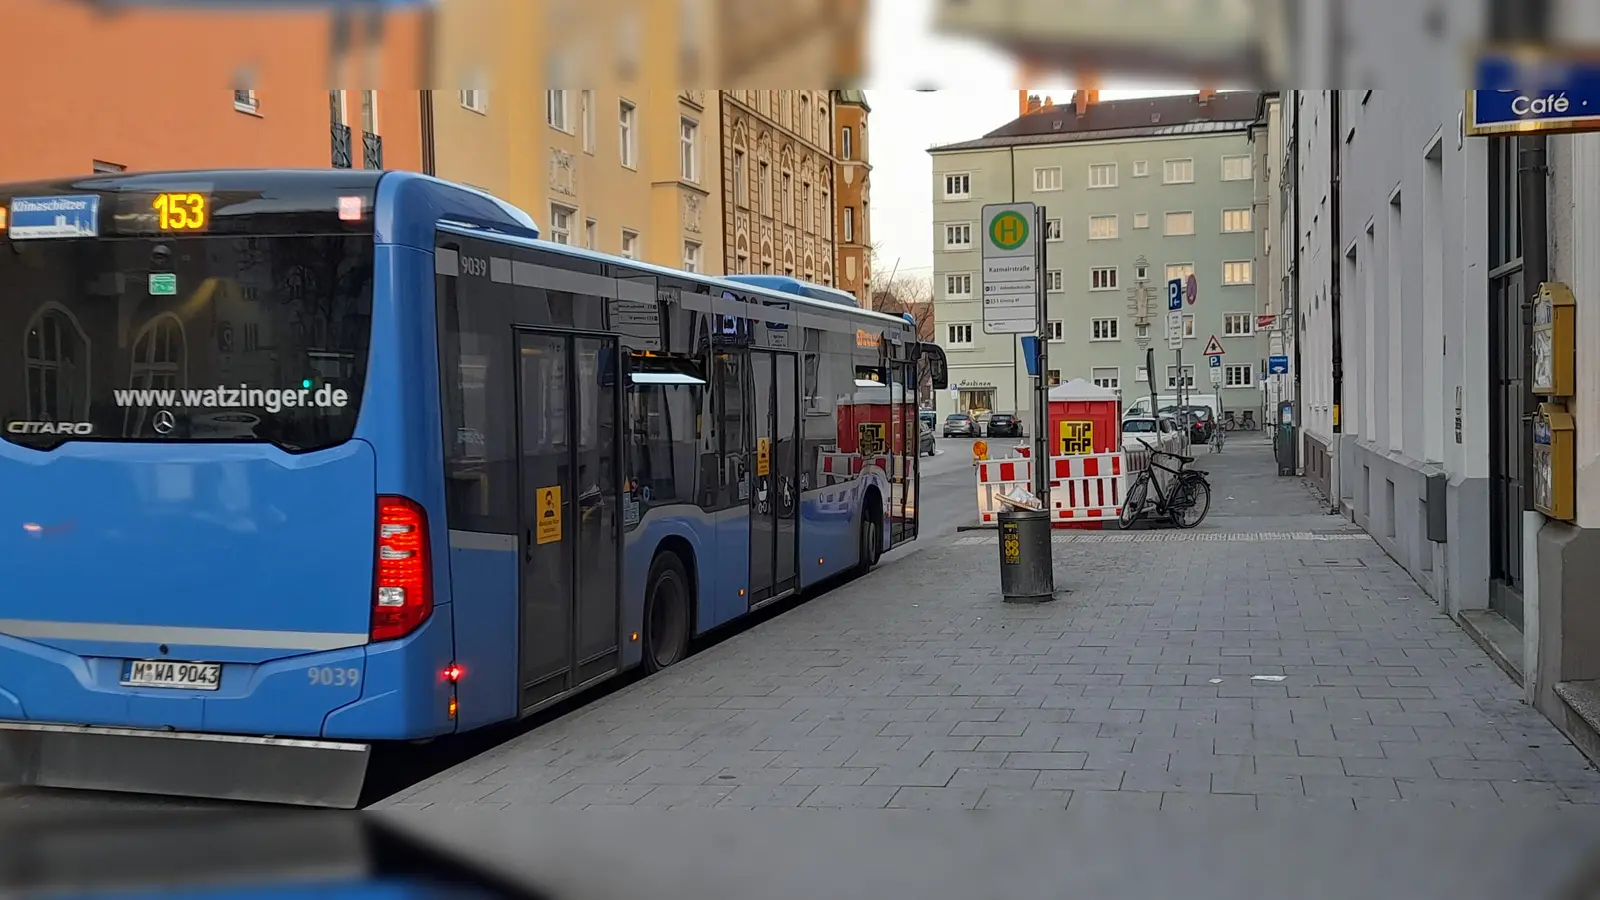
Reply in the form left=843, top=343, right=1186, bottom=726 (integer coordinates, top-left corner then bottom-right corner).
left=997, top=507, right=1056, bottom=602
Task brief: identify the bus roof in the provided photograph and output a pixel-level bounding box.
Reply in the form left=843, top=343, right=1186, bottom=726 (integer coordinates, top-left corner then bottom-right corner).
left=437, top=220, right=915, bottom=333
left=723, top=274, right=860, bottom=308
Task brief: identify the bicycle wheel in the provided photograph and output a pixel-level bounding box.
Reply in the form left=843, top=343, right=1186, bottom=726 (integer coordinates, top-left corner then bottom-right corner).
left=1223, top=418, right=1237, bottom=432
left=1119, top=472, right=1149, bottom=529
left=1170, top=475, right=1212, bottom=529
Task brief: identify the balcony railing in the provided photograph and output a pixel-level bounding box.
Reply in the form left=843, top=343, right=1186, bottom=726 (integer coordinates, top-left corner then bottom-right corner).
left=363, top=131, right=383, bottom=170
left=331, top=123, right=353, bottom=169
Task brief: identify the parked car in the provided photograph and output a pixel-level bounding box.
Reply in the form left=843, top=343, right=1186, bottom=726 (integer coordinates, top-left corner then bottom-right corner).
left=943, top=413, right=981, bottom=437
left=1185, top=407, right=1216, bottom=442
left=919, top=422, right=937, bottom=456
left=986, top=412, right=1023, bottom=438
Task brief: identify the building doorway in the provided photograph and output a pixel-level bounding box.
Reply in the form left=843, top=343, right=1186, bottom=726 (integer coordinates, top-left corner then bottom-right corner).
left=1486, top=136, right=1530, bottom=631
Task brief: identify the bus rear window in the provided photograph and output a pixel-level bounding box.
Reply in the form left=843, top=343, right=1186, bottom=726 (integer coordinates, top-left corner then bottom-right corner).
left=0, top=234, right=373, bottom=452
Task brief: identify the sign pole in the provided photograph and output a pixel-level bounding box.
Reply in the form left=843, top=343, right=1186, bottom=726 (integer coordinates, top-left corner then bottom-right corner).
left=1033, top=205, right=1050, bottom=505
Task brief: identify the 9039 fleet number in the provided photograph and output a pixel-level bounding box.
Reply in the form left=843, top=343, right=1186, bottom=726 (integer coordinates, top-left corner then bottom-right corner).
left=308, top=666, right=360, bottom=687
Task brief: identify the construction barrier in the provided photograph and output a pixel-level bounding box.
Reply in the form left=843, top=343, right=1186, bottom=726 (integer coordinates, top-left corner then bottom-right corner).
left=974, top=451, right=1128, bottom=527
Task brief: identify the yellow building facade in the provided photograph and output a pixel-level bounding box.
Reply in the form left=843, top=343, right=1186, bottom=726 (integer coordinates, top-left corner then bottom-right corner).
left=429, top=0, right=722, bottom=271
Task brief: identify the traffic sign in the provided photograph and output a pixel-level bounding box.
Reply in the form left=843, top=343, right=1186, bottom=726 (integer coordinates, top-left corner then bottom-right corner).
left=1166, top=278, right=1183, bottom=312
left=980, top=202, right=1038, bottom=335
left=1166, top=310, right=1183, bottom=350
left=1202, top=335, right=1225, bottom=356
left=1185, top=273, right=1198, bottom=305
left=1208, top=354, right=1222, bottom=368
left=1209, top=367, right=1223, bottom=386
left=1268, top=354, right=1289, bottom=374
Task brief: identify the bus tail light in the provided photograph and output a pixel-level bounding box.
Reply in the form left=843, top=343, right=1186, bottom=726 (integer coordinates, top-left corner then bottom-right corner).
left=371, top=495, right=432, bottom=642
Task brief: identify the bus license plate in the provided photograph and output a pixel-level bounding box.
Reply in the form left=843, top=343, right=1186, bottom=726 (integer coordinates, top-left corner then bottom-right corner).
left=120, top=660, right=222, bottom=691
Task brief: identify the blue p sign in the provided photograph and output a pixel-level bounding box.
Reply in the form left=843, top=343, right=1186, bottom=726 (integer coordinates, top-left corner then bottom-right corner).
left=1167, top=279, right=1183, bottom=311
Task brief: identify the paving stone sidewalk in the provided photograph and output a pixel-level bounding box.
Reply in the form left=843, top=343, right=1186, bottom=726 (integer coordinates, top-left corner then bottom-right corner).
left=378, top=440, right=1600, bottom=812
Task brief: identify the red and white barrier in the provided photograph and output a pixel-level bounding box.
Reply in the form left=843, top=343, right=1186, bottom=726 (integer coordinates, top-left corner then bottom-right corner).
left=974, top=451, right=1128, bottom=526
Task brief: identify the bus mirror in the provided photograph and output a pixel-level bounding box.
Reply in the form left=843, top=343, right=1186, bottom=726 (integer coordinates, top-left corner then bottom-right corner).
left=919, top=343, right=949, bottom=390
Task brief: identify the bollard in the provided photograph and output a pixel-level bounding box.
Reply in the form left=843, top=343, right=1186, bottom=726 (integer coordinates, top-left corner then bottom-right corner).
left=996, top=507, right=1055, bottom=602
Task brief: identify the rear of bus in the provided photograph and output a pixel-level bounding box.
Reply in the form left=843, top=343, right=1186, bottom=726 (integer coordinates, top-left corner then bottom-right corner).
left=0, top=171, right=447, bottom=806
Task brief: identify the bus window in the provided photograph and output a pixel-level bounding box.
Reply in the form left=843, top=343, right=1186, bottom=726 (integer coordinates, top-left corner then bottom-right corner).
left=1, top=234, right=373, bottom=452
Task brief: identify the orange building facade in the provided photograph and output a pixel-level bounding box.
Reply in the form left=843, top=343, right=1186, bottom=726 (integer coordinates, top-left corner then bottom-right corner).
left=831, top=91, right=870, bottom=306
left=0, top=0, right=425, bottom=181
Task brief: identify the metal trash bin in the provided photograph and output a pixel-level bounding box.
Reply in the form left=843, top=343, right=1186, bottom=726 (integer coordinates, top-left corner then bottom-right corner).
left=997, top=507, right=1055, bottom=602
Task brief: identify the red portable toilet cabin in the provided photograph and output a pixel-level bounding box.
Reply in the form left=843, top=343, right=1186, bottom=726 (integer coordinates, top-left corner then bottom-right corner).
left=1046, top=378, right=1122, bottom=457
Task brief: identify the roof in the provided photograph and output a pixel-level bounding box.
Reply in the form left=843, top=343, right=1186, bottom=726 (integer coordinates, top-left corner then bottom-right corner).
left=930, top=91, right=1262, bottom=153
left=835, top=89, right=870, bottom=112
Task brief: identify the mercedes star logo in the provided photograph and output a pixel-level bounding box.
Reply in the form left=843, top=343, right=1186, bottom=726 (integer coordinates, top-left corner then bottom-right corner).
left=152, top=410, right=176, bottom=435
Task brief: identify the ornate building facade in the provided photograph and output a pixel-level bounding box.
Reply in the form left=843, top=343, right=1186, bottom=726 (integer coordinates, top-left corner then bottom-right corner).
left=719, top=90, right=838, bottom=285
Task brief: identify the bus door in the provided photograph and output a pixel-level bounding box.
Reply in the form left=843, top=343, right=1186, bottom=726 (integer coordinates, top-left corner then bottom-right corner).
left=748, top=349, right=799, bottom=606
left=888, top=357, right=918, bottom=543
left=513, top=329, right=622, bottom=712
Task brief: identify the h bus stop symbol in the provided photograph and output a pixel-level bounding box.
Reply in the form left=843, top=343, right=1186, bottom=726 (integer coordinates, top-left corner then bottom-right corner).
left=536, top=486, right=562, bottom=544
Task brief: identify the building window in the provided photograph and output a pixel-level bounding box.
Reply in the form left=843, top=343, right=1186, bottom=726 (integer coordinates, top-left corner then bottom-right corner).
left=459, top=90, right=486, bottom=113
left=1045, top=218, right=1062, bottom=241
left=1046, top=320, right=1064, bottom=341
left=733, top=150, right=747, bottom=206
left=1088, top=162, right=1117, bottom=188
left=1223, top=260, right=1253, bottom=284
left=842, top=126, right=854, bottom=160
left=1132, top=160, right=1149, bottom=177
left=759, top=162, right=771, bottom=214
left=581, top=90, right=595, bottom=153
left=1182, top=314, right=1196, bottom=338
left=1133, top=212, right=1150, bottom=229
left=946, top=273, right=973, bottom=297
left=548, top=205, right=574, bottom=244
left=547, top=90, right=569, bottom=130
left=1135, top=264, right=1149, bottom=281
left=1090, top=267, right=1117, bottom=291
left=1033, top=166, right=1063, bottom=192
left=1166, top=262, right=1195, bottom=282
left=944, top=223, right=972, bottom=249
left=1223, top=312, right=1254, bottom=336
left=1136, top=323, right=1150, bottom=339
left=1222, top=154, right=1253, bottom=181
left=1224, top=364, right=1254, bottom=387
left=1047, top=369, right=1062, bottom=386
left=1163, top=158, right=1194, bottom=183
left=1046, top=270, right=1063, bottom=292
left=944, top=172, right=970, bottom=199
left=585, top=218, right=597, bottom=249
left=803, top=182, right=813, bottom=231
left=620, top=229, right=639, bottom=259
left=680, top=117, right=699, bottom=181
left=619, top=101, right=637, bottom=168
left=683, top=241, right=701, bottom=272
left=1089, top=214, right=1118, bottom=240
left=1164, top=211, right=1195, bottom=235
left=1222, top=208, right=1253, bottom=232
left=1090, top=317, right=1119, bottom=341
left=1091, top=367, right=1120, bottom=389
left=92, top=160, right=125, bottom=173
left=1166, top=365, right=1196, bottom=389
left=234, top=90, right=259, bottom=113
left=947, top=323, right=974, bottom=347
left=843, top=206, right=855, bottom=242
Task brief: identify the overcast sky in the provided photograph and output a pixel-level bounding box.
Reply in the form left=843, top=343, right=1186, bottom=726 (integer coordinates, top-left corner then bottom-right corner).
left=862, top=0, right=1198, bottom=284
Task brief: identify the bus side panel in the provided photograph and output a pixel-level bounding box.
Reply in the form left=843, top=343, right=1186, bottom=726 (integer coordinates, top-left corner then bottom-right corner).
left=442, top=540, right=519, bottom=730
left=333, top=242, right=457, bottom=740
left=799, top=482, right=859, bottom=587
left=623, top=511, right=714, bottom=653
left=709, top=508, right=751, bottom=630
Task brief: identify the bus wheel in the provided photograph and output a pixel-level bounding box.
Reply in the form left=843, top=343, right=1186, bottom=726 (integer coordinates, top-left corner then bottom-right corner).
left=643, top=553, right=691, bottom=673
left=856, top=500, right=883, bottom=573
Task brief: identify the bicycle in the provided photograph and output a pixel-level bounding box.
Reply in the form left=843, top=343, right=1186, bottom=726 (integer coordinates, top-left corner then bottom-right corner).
left=1222, top=410, right=1239, bottom=432
left=1118, top=438, right=1213, bottom=530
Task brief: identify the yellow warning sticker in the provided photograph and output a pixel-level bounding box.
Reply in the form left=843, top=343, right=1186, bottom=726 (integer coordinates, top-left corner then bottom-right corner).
left=757, top=437, right=771, bottom=476
left=1001, top=522, right=1021, bottom=565
left=858, top=422, right=886, bottom=457
left=1059, top=420, right=1093, bottom=455
left=536, top=486, right=562, bottom=544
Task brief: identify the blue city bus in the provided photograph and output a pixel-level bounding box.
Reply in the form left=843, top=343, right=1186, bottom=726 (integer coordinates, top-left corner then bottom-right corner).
left=0, top=170, right=947, bottom=806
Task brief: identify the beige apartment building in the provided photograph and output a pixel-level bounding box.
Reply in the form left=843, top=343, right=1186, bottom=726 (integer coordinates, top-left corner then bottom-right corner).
left=428, top=0, right=722, bottom=271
